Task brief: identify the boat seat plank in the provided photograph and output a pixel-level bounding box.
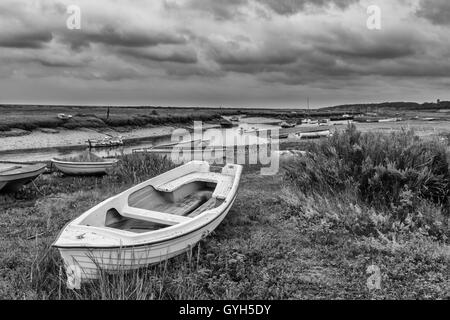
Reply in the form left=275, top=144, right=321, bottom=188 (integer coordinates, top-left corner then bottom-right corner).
left=152, top=191, right=212, bottom=216
left=187, top=198, right=218, bottom=218
left=122, top=206, right=191, bottom=225
left=155, top=172, right=233, bottom=200
left=107, top=219, right=167, bottom=233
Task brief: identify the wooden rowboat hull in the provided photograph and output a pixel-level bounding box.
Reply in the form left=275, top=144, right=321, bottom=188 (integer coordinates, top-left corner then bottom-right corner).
left=295, top=130, right=331, bottom=139
left=56, top=195, right=236, bottom=281
left=52, top=159, right=118, bottom=175
left=53, top=161, right=242, bottom=287
left=0, top=164, right=46, bottom=193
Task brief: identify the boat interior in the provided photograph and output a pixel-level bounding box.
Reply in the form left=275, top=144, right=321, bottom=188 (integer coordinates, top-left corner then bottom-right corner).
left=80, top=174, right=232, bottom=234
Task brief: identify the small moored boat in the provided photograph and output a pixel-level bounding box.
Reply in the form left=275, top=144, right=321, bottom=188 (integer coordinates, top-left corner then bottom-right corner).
left=87, top=136, right=123, bottom=148
left=53, top=161, right=242, bottom=288
left=52, top=159, right=118, bottom=175
left=280, top=121, right=296, bottom=128
left=220, top=119, right=234, bottom=128
left=0, top=164, right=47, bottom=193
left=57, top=113, right=73, bottom=120
left=294, top=127, right=331, bottom=139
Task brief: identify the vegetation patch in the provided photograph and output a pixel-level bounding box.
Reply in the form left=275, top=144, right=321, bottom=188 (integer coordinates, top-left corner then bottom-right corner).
left=0, top=132, right=448, bottom=299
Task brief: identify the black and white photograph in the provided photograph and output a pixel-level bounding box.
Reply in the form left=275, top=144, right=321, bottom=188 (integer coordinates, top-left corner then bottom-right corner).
left=0, top=0, right=449, bottom=304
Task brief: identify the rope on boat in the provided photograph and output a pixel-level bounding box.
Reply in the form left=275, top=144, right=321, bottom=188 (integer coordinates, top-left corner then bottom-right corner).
left=31, top=179, right=46, bottom=197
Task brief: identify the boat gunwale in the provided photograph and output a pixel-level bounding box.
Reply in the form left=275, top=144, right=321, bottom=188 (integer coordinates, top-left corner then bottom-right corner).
left=53, top=161, right=242, bottom=249
left=53, top=192, right=238, bottom=250
left=0, top=164, right=47, bottom=179
left=51, top=159, right=119, bottom=166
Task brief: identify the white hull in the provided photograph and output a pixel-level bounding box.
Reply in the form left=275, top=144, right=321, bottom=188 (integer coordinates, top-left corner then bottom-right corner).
left=295, top=130, right=331, bottom=139
left=330, top=120, right=353, bottom=126
left=57, top=198, right=234, bottom=281
left=0, top=164, right=46, bottom=193
left=53, top=161, right=242, bottom=287
left=52, top=159, right=118, bottom=175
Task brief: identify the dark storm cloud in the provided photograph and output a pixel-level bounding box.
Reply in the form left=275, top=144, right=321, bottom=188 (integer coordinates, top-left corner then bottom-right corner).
left=257, top=0, right=359, bottom=15
left=215, top=49, right=299, bottom=67
left=1, top=0, right=450, bottom=106
left=315, top=29, right=420, bottom=60
left=120, top=47, right=198, bottom=64
left=183, top=0, right=248, bottom=20
left=208, top=25, right=425, bottom=80
left=181, top=0, right=358, bottom=20
left=33, top=57, right=88, bottom=68
left=416, top=0, right=450, bottom=25
left=60, top=25, right=187, bottom=50
left=0, top=30, right=53, bottom=48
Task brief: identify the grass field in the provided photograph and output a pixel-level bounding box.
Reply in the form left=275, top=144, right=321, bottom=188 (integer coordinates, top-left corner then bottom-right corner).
left=0, top=105, right=231, bottom=132
left=0, top=129, right=449, bottom=300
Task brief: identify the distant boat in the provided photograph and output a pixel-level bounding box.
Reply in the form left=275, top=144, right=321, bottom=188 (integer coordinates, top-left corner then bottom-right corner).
left=378, top=118, right=400, bottom=123
left=51, top=159, right=118, bottom=175
left=0, top=164, right=47, bottom=193
left=330, top=116, right=353, bottom=125
left=220, top=119, right=234, bottom=128
left=230, top=116, right=239, bottom=122
left=272, top=131, right=289, bottom=139
left=294, top=127, right=331, bottom=139
left=57, top=113, right=73, bottom=120
left=354, top=117, right=379, bottom=123
left=53, top=161, right=242, bottom=288
left=242, top=128, right=288, bottom=139
left=280, top=121, right=296, bottom=128
left=132, top=139, right=207, bottom=154
left=330, top=116, right=354, bottom=122
left=87, top=136, right=123, bottom=148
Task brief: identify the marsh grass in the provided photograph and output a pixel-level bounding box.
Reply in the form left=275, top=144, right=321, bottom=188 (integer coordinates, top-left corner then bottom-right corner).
left=285, top=125, right=449, bottom=210
left=280, top=126, right=449, bottom=299
left=1, top=137, right=449, bottom=300
left=56, top=151, right=105, bottom=163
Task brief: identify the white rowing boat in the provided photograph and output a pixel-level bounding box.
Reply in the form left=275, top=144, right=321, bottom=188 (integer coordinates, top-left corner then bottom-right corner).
left=0, top=164, right=47, bottom=193
left=53, top=161, right=242, bottom=288
left=87, top=136, right=123, bottom=148
left=51, top=159, right=119, bottom=175
left=294, top=129, right=331, bottom=139
left=57, top=113, right=73, bottom=120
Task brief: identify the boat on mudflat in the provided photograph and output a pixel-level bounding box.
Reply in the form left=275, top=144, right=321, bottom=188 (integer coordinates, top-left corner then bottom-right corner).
left=280, top=121, right=296, bottom=128
left=87, top=136, right=123, bottom=148
left=220, top=119, right=235, bottom=128
left=0, top=164, right=47, bottom=193
left=57, top=113, right=73, bottom=120
left=51, top=159, right=119, bottom=175
left=53, top=161, right=243, bottom=288
left=294, top=126, right=332, bottom=139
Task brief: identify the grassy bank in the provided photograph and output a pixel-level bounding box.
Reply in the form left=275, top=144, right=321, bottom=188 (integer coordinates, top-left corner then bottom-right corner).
left=1, top=105, right=449, bottom=135
left=0, top=130, right=449, bottom=299
left=0, top=105, right=229, bottom=132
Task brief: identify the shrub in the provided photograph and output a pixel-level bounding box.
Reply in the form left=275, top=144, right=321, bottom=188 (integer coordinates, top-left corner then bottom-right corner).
left=284, top=125, right=450, bottom=239
left=107, top=153, right=176, bottom=185
left=286, top=125, right=450, bottom=209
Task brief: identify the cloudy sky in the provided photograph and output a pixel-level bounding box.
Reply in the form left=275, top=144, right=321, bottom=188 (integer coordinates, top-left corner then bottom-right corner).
left=0, top=0, right=449, bottom=108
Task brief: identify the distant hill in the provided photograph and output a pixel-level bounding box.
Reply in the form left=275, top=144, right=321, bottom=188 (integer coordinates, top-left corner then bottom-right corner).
left=320, top=101, right=450, bottom=112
